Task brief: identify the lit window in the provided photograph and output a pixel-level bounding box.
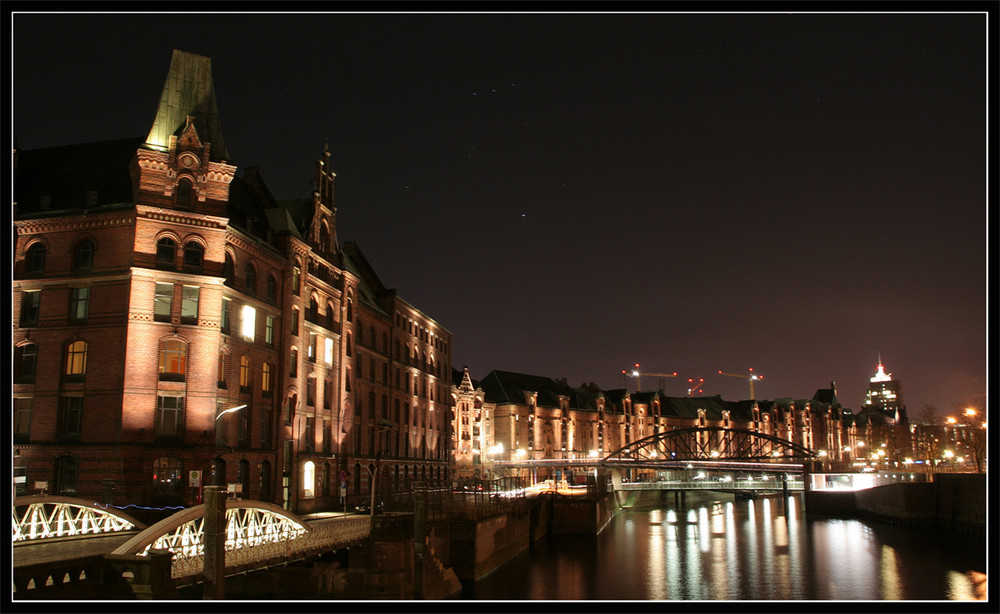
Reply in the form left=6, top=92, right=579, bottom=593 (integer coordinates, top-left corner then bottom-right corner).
left=265, top=315, right=274, bottom=346
left=262, top=362, right=272, bottom=395
left=325, top=337, right=334, bottom=365
left=65, top=340, right=88, bottom=376
left=240, top=355, right=251, bottom=389
left=303, top=461, right=315, bottom=498
left=241, top=304, right=256, bottom=340
left=159, top=340, right=187, bottom=380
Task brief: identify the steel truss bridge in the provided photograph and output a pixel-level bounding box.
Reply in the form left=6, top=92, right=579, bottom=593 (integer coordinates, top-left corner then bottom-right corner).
left=12, top=496, right=371, bottom=594
left=495, top=426, right=817, bottom=480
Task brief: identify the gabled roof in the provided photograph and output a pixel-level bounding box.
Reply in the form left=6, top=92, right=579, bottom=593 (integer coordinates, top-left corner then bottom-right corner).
left=146, top=49, right=230, bottom=161
left=659, top=395, right=732, bottom=420
left=341, top=242, right=390, bottom=317
left=479, top=370, right=579, bottom=409
left=14, top=137, right=143, bottom=216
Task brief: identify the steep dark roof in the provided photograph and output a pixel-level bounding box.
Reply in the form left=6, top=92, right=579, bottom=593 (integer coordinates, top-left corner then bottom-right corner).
left=14, top=137, right=144, bottom=216
left=660, top=395, right=732, bottom=420
left=479, top=370, right=581, bottom=409
left=146, top=49, right=230, bottom=161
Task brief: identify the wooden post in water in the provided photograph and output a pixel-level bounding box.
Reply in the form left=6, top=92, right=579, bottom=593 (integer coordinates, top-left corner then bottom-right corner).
left=203, top=485, right=226, bottom=600
left=413, top=480, right=426, bottom=599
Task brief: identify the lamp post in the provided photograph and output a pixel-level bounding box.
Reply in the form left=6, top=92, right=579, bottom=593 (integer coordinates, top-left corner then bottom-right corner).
left=368, top=418, right=395, bottom=516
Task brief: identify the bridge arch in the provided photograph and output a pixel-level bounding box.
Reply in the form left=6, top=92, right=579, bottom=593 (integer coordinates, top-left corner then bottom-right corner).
left=111, top=499, right=310, bottom=559
left=603, top=426, right=817, bottom=464
left=13, top=496, right=146, bottom=542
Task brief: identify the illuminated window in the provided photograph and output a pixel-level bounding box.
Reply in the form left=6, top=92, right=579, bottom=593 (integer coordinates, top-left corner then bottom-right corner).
left=152, top=457, right=183, bottom=498
left=26, top=243, right=46, bottom=274
left=324, top=337, right=334, bottom=365
left=154, top=283, right=173, bottom=322
left=240, top=355, right=251, bottom=390
left=156, top=237, right=176, bottom=267
left=69, top=287, right=90, bottom=321
left=303, top=461, right=315, bottom=498
left=308, top=332, right=318, bottom=362
left=181, top=286, right=199, bottom=324
left=157, top=395, right=184, bottom=437
left=65, top=340, right=88, bottom=377
left=241, top=304, right=256, bottom=340
left=159, top=339, right=187, bottom=381
left=262, top=362, right=273, bottom=396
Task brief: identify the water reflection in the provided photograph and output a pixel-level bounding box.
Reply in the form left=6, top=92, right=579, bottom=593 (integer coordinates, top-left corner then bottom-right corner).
left=466, top=493, right=986, bottom=601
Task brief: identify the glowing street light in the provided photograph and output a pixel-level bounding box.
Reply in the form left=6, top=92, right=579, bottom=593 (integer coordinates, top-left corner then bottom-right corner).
left=216, top=404, right=247, bottom=420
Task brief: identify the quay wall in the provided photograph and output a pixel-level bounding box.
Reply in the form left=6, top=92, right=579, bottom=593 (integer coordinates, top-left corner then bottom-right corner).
left=805, top=473, right=985, bottom=535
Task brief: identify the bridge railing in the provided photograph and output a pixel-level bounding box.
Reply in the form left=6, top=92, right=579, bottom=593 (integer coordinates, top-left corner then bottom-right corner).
left=618, top=479, right=803, bottom=492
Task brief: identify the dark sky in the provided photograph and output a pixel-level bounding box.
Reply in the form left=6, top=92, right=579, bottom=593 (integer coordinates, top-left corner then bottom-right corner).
left=12, top=11, right=989, bottom=417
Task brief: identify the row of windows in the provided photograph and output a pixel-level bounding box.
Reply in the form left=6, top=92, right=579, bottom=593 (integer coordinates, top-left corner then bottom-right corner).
left=224, top=253, right=280, bottom=303
left=14, top=340, right=88, bottom=382
left=23, top=239, right=95, bottom=275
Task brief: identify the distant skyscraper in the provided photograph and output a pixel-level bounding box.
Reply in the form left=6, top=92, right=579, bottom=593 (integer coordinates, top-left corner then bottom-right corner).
left=862, top=354, right=906, bottom=425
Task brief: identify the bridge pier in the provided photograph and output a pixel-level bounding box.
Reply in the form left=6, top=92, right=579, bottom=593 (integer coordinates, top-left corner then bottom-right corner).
left=203, top=485, right=226, bottom=600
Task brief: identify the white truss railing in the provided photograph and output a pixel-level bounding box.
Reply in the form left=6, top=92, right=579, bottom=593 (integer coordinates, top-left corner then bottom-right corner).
left=12, top=497, right=142, bottom=542
left=110, top=502, right=371, bottom=580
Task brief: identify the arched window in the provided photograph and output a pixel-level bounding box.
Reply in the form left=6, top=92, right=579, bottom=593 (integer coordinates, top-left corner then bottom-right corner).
left=308, top=297, right=319, bottom=322
left=266, top=274, right=277, bottom=303
left=152, top=457, right=183, bottom=500
left=183, top=242, right=204, bottom=271
left=240, top=355, right=251, bottom=390
left=262, top=362, right=273, bottom=396
left=289, top=348, right=298, bottom=377
left=224, top=253, right=235, bottom=286
left=176, top=177, right=194, bottom=207
left=159, top=339, right=187, bottom=381
left=156, top=237, right=176, bottom=267
left=75, top=239, right=94, bottom=270
left=26, top=243, right=46, bottom=274
left=65, top=340, right=88, bottom=377
left=319, top=223, right=330, bottom=254
left=326, top=303, right=335, bottom=329
left=290, top=307, right=300, bottom=336
left=245, top=264, right=257, bottom=294
left=15, top=342, right=38, bottom=383
left=346, top=297, right=353, bottom=322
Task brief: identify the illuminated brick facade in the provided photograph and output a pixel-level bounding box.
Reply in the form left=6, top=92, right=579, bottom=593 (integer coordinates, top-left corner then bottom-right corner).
left=13, top=50, right=451, bottom=514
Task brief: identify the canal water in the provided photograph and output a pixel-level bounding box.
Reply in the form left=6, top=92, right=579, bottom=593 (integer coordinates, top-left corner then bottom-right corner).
left=462, top=492, right=987, bottom=601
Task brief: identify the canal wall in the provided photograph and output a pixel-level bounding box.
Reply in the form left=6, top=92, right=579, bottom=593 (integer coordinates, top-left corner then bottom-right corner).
left=449, top=501, right=536, bottom=582
left=805, top=473, right=985, bottom=535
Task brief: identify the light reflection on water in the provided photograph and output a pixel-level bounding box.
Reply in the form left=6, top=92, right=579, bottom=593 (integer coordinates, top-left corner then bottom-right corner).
left=465, top=493, right=986, bottom=601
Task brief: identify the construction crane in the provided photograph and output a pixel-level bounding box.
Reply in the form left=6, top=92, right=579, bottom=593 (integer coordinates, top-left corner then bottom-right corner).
left=621, top=363, right=677, bottom=392
left=686, top=377, right=705, bottom=397
left=718, top=368, right=763, bottom=399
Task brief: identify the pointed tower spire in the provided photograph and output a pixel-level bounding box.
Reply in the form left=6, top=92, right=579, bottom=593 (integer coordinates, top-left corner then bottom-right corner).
left=145, top=49, right=230, bottom=161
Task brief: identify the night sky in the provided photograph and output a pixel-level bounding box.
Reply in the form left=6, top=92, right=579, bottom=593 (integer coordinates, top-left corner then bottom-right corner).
left=12, top=11, right=989, bottom=417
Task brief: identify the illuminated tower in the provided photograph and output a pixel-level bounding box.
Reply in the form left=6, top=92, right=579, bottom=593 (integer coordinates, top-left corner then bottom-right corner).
left=863, top=354, right=905, bottom=425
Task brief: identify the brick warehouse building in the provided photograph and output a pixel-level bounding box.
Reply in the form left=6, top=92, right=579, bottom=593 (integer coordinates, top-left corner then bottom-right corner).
left=13, top=49, right=453, bottom=515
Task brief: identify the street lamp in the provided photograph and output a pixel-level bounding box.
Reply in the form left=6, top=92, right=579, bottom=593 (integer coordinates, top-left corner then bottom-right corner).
left=216, top=404, right=247, bottom=420
left=369, top=418, right=395, bottom=516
